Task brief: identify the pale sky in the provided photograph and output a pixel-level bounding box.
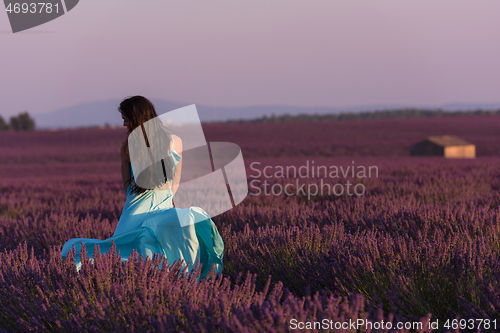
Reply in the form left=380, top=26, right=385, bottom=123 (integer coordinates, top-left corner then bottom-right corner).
left=1, top=0, right=500, bottom=116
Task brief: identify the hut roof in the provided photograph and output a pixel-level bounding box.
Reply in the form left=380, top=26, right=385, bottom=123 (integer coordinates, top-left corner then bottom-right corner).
left=426, top=135, right=473, bottom=147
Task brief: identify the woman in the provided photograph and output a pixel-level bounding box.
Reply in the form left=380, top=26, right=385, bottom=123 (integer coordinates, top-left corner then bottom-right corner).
left=61, top=96, right=224, bottom=281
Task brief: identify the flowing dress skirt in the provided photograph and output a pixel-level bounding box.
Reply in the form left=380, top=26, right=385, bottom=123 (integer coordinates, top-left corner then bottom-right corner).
left=60, top=185, right=224, bottom=281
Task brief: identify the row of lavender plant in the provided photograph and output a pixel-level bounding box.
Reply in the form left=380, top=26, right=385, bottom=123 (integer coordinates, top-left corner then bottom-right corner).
left=1, top=157, right=499, bottom=330
left=2, top=114, right=500, bottom=165
left=217, top=158, right=500, bottom=323
left=0, top=241, right=434, bottom=332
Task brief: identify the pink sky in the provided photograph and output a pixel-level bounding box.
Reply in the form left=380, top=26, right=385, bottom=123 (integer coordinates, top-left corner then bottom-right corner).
left=1, top=0, right=500, bottom=116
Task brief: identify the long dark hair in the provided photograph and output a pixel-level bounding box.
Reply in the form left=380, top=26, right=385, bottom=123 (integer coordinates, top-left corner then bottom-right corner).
left=119, top=96, right=174, bottom=195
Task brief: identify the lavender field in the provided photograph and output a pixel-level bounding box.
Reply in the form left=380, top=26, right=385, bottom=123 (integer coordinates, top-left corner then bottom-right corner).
left=1, top=115, right=500, bottom=332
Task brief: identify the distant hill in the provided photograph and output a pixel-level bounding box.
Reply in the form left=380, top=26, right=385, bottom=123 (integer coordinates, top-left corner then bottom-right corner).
left=32, top=99, right=185, bottom=129
left=30, top=99, right=500, bottom=129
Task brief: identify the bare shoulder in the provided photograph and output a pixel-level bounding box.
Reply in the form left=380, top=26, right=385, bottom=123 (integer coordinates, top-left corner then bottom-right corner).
left=171, top=134, right=182, bottom=154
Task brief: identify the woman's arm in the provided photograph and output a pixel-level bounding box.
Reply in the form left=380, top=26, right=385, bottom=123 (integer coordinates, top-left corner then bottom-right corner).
left=171, top=134, right=182, bottom=198
left=120, top=141, right=132, bottom=192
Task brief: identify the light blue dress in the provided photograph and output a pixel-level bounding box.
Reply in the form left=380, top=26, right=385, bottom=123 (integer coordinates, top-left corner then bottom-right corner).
left=61, top=137, right=224, bottom=281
